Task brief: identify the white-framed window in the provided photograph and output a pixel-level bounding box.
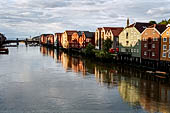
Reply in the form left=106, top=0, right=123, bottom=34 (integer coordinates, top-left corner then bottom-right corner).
left=163, top=45, right=167, bottom=50
left=131, top=49, right=133, bottom=53
left=169, top=53, right=170, bottom=58
left=153, top=37, right=158, bottom=41
left=134, top=49, right=136, bottom=53
left=152, top=44, right=155, bottom=48
left=163, top=37, right=167, bottom=42
left=167, top=31, right=169, bottom=35
left=152, top=52, right=155, bottom=56
left=144, top=51, right=147, bottom=56
left=145, top=32, right=148, bottom=35
left=169, top=45, right=170, bottom=50
left=144, top=43, right=147, bottom=48
left=137, top=49, right=139, bottom=53
left=137, top=42, right=139, bottom=45
left=162, top=52, right=166, bottom=57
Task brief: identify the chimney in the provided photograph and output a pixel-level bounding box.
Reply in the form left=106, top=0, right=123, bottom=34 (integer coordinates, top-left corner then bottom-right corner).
left=127, top=18, right=130, bottom=27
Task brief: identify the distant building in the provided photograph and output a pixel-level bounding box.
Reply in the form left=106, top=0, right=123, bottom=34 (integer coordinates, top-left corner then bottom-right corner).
left=160, top=24, right=170, bottom=62
left=95, top=27, right=123, bottom=50
left=95, top=28, right=102, bottom=50
left=70, top=31, right=95, bottom=49
left=32, top=36, right=40, bottom=42
left=54, top=33, right=63, bottom=47
left=79, top=31, right=95, bottom=48
left=0, top=33, right=6, bottom=46
left=119, top=22, right=152, bottom=61
left=141, top=24, right=167, bottom=61
left=40, top=34, right=54, bottom=46
left=62, top=30, right=77, bottom=49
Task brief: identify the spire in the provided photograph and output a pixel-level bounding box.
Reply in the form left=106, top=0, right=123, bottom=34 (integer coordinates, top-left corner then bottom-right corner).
left=127, top=18, right=130, bottom=27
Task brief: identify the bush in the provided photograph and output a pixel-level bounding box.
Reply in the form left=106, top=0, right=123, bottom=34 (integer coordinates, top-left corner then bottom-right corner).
left=102, top=38, right=113, bottom=53
left=83, top=43, right=95, bottom=57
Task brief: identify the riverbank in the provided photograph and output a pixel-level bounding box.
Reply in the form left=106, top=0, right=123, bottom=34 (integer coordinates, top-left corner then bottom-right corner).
left=44, top=45, right=169, bottom=82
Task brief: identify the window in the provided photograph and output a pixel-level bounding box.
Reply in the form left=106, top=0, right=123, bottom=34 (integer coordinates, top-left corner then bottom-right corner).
left=167, top=32, right=169, bottom=35
left=153, top=31, right=156, bottom=34
left=126, top=32, right=128, bottom=39
left=134, top=49, right=136, bottom=53
left=144, top=43, right=147, bottom=48
left=131, top=49, right=133, bottom=53
left=169, top=53, right=170, bottom=58
left=137, top=49, right=139, bottom=53
left=144, top=51, right=147, bottom=56
left=145, top=32, right=148, bottom=35
left=153, top=37, right=157, bottom=41
left=152, top=52, right=155, bottom=56
left=163, top=45, right=167, bottom=50
left=152, top=44, right=155, bottom=48
left=162, top=52, right=166, bottom=57
left=163, top=37, right=167, bottom=42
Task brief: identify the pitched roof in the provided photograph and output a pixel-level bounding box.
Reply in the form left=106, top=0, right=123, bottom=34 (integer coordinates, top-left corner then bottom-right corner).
left=83, top=31, right=95, bottom=38
left=127, top=22, right=153, bottom=33
left=148, top=24, right=167, bottom=34
left=65, top=30, right=77, bottom=36
left=41, top=34, right=53, bottom=36
left=110, top=28, right=124, bottom=36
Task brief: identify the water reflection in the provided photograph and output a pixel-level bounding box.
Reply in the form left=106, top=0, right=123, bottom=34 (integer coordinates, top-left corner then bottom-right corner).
left=40, top=46, right=170, bottom=113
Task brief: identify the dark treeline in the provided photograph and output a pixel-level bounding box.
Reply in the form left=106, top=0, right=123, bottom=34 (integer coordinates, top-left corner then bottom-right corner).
left=149, top=18, right=170, bottom=25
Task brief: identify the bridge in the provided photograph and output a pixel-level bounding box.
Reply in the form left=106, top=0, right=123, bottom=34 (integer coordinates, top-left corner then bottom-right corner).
left=4, top=38, right=40, bottom=46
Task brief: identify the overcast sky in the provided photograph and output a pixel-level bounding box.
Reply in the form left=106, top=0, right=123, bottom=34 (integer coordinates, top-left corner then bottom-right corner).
left=0, top=0, right=170, bottom=39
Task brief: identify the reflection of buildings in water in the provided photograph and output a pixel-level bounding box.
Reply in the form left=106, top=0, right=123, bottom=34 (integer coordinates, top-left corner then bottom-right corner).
left=40, top=46, right=56, bottom=59
left=118, top=75, right=170, bottom=113
left=40, top=46, right=48, bottom=55
left=59, top=52, right=86, bottom=75
left=94, top=66, right=118, bottom=87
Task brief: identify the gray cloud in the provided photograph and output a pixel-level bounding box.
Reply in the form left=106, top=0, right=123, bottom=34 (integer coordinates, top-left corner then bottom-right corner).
left=0, top=0, right=169, bottom=38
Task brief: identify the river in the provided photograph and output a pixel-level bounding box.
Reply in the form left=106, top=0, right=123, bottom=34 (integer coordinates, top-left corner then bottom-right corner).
left=0, top=45, right=170, bottom=113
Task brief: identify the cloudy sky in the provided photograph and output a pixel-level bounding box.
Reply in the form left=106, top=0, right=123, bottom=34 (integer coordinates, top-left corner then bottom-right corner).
left=0, top=0, right=170, bottom=39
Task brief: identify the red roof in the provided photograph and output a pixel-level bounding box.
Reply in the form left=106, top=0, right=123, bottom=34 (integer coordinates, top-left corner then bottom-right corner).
left=110, top=28, right=124, bottom=36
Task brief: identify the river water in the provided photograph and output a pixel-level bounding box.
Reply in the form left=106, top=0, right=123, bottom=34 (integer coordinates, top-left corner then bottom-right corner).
left=0, top=45, right=170, bottom=113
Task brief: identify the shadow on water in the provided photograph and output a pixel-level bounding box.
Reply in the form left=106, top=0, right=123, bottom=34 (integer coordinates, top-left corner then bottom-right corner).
left=40, top=46, right=170, bottom=113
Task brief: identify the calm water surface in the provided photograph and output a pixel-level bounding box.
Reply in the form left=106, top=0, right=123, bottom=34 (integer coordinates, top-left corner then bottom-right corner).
left=0, top=45, right=170, bottom=113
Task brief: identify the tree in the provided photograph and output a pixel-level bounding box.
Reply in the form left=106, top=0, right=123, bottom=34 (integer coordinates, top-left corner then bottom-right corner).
left=159, top=19, right=168, bottom=25
left=83, top=43, right=95, bottom=56
left=149, top=20, right=157, bottom=24
left=102, top=38, right=113, bottom=52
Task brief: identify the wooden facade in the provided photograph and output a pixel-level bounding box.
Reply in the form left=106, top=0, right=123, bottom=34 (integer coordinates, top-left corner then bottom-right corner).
left=62, top=30, right=77, bottom=49
left=40, top=34, right=54, bottom=46
left=160, top=25, right=170, bottom=61
left=141, top=24, right=167, bottom=61
left=119, top=22, right=152, bottom=58
left=54, top=33, right=63, bottom=47
left=95, top=28, right=102, bottom=50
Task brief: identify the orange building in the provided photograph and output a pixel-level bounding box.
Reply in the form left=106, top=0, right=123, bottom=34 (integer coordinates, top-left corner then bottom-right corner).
left=62, top=30, right=77, bottom=49
left=40, top=34, right=54, bottom=46
left=160, top=24, right=170, bottom=61
left=70, top=31, right=95, bottom=49
left=79, top=31, right=95, bottom=48
left=141, top=24, right=167, bottom=61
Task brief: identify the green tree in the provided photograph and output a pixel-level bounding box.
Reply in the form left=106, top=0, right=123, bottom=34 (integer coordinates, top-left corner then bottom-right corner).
left=159, top=19, right=168, bottom=25
left=102, top=38, right=113, bottom=52
left=83, top=43, right=95, bottom=56
left=149, top=20, right=157, bottom=24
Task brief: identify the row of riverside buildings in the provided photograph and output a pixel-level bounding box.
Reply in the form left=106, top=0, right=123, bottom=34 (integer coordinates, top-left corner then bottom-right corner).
left=40, top=19, right=170, bottom=71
